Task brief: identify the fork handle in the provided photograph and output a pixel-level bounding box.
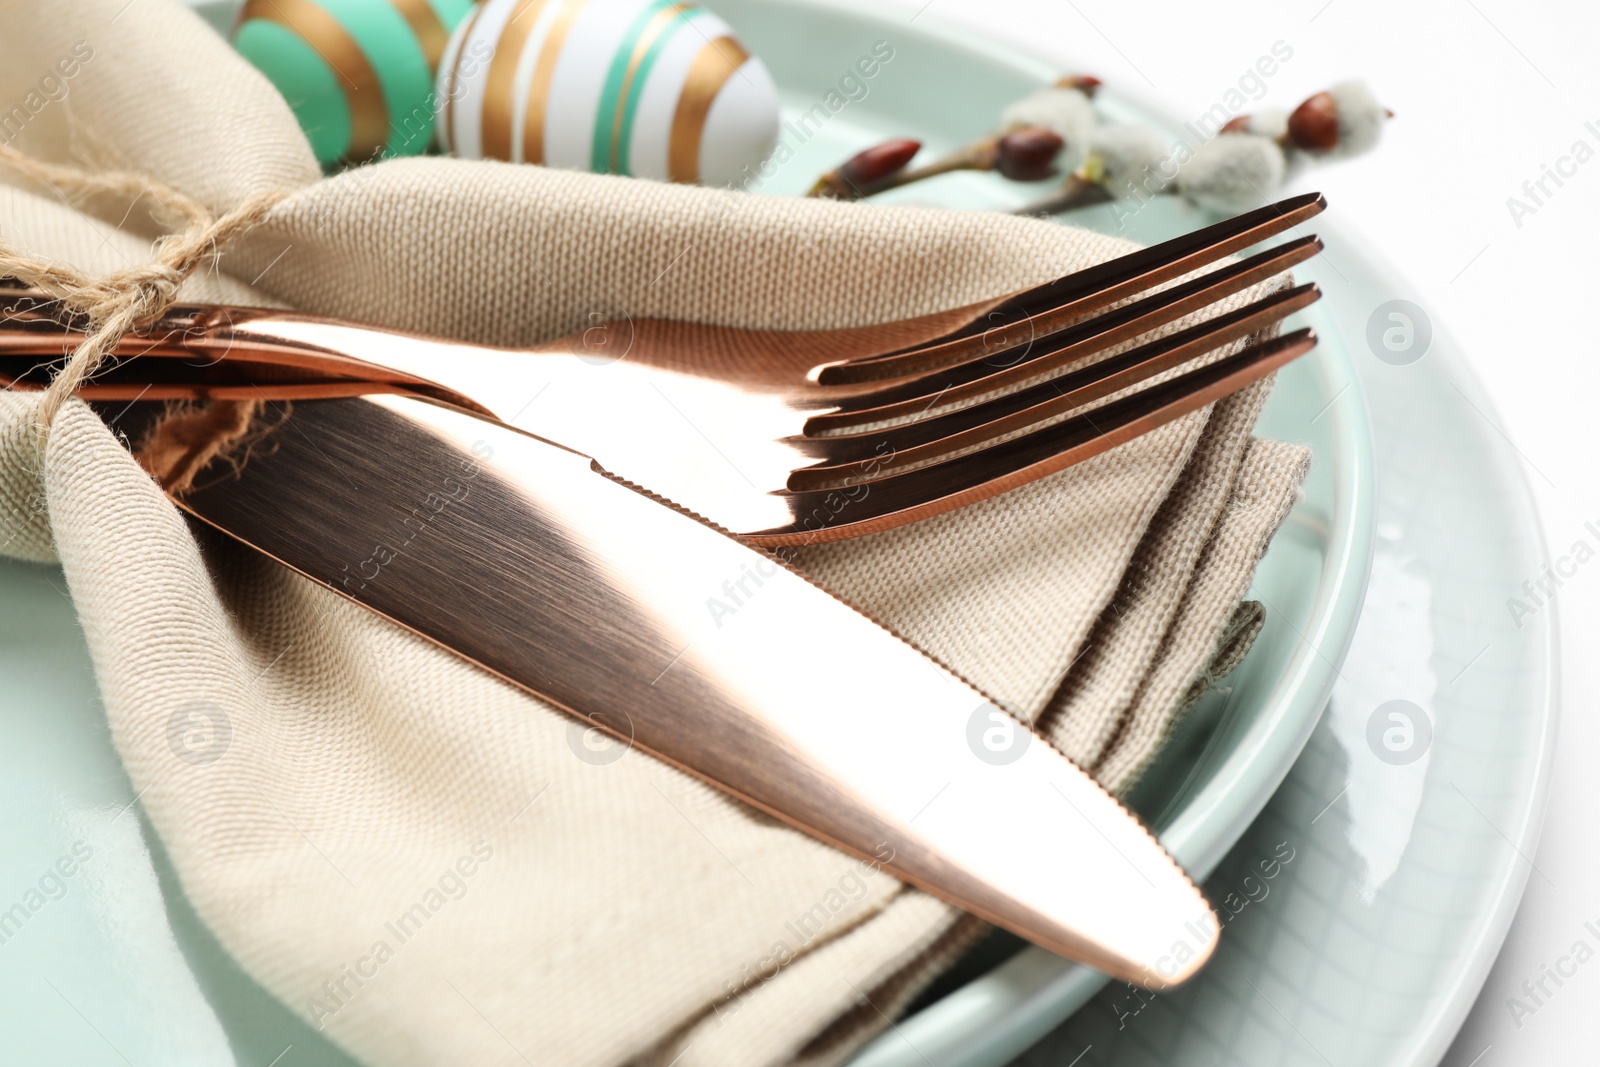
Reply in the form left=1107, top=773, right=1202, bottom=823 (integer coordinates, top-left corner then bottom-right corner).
left=0, top=310, right=428, bottom=385
left=0, top=289, right=503, bottom=415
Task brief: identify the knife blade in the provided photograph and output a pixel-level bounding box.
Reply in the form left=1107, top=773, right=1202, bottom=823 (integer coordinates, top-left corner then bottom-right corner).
left=112, top=392, right=1218, bottom=985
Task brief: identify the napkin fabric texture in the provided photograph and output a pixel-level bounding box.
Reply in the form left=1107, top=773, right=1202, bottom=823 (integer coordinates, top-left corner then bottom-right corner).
left=0, top=3, right=1308, bottom=1066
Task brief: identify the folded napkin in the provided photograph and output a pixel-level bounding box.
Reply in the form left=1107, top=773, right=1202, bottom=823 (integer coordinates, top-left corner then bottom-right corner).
left=0, top=3, right=1309, bottom=1065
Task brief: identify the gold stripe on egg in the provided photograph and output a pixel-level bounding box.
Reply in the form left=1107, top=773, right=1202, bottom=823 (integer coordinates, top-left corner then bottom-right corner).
left=441, top=1, right=487, bottom=153
left=239, top=0, right=390, bottom=162
left=521, top=0, right=589, bottom=165
left=390, top=0, right=454, bottom=69
left=481, top=0, right=551, bottom=161
left=608, top=2, right=691, bottom=174
left=668, top=36, right=748, bottom=183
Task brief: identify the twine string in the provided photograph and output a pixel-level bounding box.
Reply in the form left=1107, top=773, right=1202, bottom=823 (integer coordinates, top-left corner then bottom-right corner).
left=0, top=142, right=286, bottom=436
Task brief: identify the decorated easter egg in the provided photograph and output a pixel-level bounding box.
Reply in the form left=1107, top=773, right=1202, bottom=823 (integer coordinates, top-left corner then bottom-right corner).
left=233, top=0, right=478, bottom=166
left=437, top=0, right=780, bottom=185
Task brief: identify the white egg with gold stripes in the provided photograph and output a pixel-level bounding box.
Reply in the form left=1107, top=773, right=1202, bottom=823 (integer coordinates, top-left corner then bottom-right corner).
left=436, top=0, right=780, bottom=185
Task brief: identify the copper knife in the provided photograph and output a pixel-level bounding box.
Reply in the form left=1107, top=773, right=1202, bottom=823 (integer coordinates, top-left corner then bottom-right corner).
left=93, top=392, right=1218, bottom=986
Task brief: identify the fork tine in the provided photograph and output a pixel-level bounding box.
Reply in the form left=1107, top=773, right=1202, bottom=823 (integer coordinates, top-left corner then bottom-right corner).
left=811, top=192, right=1326, bottom=386
left=789, top=283, right=1319, bottom=487
left=807, top=236, right=1320, bottom=434
left=748, top=329, right=1317, bottom=547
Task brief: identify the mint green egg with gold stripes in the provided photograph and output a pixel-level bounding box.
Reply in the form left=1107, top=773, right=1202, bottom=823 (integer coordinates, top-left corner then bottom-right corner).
left=437, top=0, right=780, bottom=185
left=232, top=0, right=477, bottom=166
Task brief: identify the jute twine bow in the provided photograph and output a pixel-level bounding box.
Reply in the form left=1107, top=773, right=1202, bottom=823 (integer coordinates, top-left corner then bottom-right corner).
left=0, top=143, right=287, bottom=439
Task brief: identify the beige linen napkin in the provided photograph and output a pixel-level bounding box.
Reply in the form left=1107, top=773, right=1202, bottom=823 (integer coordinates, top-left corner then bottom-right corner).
left=0, top=3, right=1308, bottom=1066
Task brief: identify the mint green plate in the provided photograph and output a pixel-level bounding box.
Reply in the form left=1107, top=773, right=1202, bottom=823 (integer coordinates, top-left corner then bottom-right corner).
left=0, top=1, right=1402, bottom=1064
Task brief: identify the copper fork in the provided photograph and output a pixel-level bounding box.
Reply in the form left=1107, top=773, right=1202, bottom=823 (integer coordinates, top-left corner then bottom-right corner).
left=0, top=196, right=1324, bottom=545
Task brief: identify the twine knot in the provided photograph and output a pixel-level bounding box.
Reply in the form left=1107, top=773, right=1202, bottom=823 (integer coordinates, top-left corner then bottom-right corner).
left=0, top=142, right=289, bottom=439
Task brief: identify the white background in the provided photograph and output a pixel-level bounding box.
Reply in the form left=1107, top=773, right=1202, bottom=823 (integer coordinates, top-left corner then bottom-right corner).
left=856, top=0, right=1600, bottom=1061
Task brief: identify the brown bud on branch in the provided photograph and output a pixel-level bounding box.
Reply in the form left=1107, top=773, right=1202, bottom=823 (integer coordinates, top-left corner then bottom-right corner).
left=808, top=138, right=922, bottom=199
left=1053, top=74, right=1102, bottom=96
left=994, top=126, right=1064, bottom=181
left=1287, top=92, right=1340, bottom=153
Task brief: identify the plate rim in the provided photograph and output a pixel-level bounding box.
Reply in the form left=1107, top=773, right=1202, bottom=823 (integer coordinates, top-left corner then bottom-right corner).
left=1329, top=218, right=1561, bottom=1063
